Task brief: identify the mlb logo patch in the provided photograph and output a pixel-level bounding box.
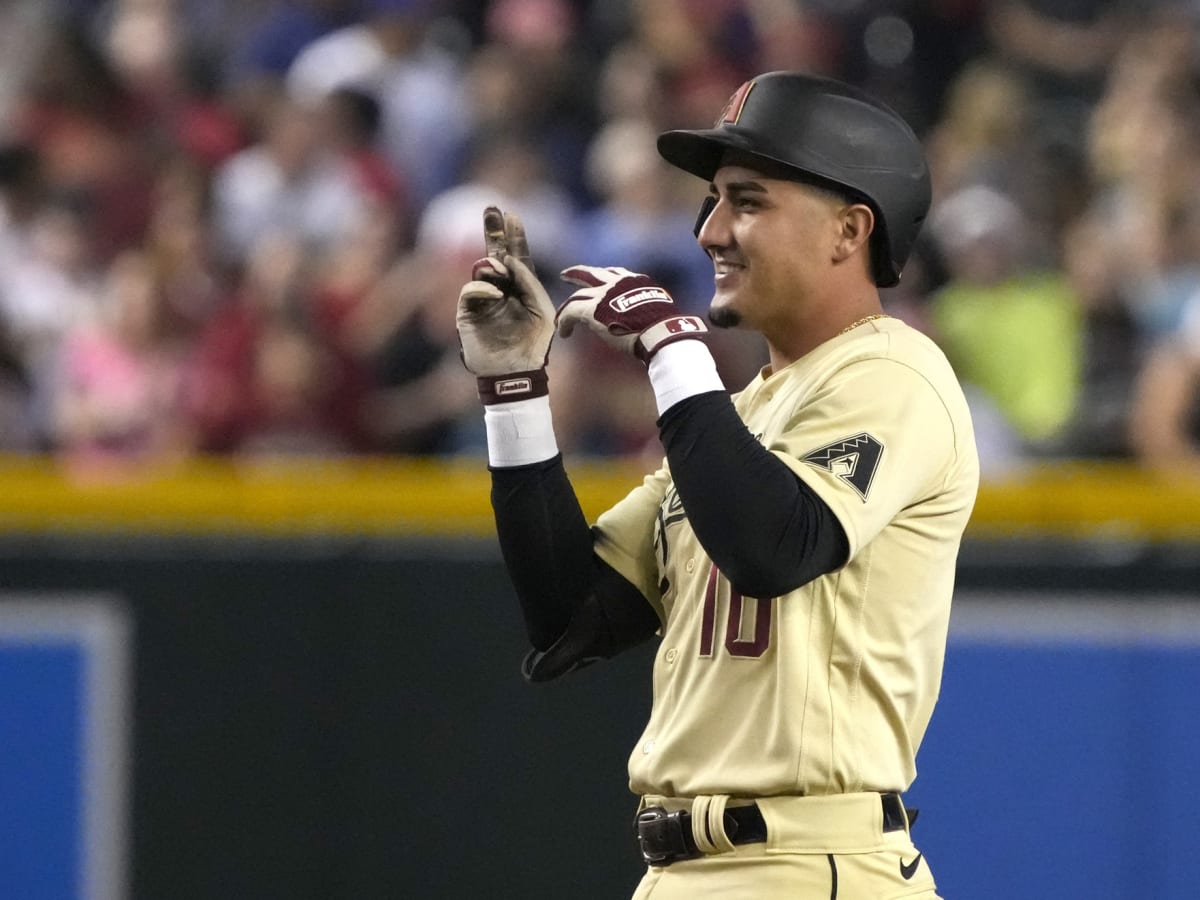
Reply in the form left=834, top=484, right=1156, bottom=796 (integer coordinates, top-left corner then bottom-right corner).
left=664, top=317, right=704, bottom=334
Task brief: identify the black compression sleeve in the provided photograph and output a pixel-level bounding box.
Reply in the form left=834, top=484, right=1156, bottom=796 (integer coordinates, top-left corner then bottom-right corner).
left=490, top=455, right=659, bottom=662
left=658, top=392, right=849, bottom=598
left=521, top=559, right=660, bottom=682
left=490, top=455, right=594, bottom=650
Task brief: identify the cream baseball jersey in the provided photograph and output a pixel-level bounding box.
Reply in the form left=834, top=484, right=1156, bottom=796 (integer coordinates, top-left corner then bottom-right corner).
left=593, top=317, right=979, bottom=799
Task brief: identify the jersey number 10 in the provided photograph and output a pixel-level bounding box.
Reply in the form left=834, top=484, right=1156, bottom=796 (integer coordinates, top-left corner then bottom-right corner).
left=699, top=564, right=773, bottom=658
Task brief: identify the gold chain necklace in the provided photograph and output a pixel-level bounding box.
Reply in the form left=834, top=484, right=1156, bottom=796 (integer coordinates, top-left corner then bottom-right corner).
left=839, top=313, right=890, bottom=335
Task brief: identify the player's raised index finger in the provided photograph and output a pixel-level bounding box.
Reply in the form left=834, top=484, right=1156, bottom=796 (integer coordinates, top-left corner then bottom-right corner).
left=504, top=212, right=531, bottom=267
left=483, top=206, right=507, bottom=259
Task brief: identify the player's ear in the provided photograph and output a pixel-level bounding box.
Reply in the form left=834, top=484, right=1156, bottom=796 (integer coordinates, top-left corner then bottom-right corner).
left=831, top=203, right=874, bottom=266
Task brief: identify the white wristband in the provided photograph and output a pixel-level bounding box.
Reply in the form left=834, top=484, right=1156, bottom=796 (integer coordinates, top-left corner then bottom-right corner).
left=647, top=340, right=725, bottom=416
left=484, top=395, right=559, bottom=467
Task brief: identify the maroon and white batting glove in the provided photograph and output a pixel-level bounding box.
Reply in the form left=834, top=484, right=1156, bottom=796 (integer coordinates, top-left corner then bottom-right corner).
left=556, top=265, right=724, bottom=414
left=556, top=266, right=708, bottom=364
left=457, top=207, right=561, bottom=466
left=456, top=225, right=556, bottom=405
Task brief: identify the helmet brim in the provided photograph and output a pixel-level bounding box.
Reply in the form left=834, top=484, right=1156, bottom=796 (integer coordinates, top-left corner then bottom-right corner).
left=658, top=128, right=769, bottom=182
left=658, top=128, right=873, bottom=201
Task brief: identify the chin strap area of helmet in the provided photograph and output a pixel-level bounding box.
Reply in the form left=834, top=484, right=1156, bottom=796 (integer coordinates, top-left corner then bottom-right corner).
left=692, top=195, right=717, bottom=238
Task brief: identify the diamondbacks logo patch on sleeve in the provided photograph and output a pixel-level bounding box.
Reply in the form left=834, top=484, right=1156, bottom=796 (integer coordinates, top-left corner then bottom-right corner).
left=801, top=433, right=884, bottom=501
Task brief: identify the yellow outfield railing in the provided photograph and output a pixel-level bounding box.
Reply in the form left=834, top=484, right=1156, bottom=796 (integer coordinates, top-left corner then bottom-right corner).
left=0, top=454, right=640, bottom=538
left=0, top=454, right=1198, bottom=541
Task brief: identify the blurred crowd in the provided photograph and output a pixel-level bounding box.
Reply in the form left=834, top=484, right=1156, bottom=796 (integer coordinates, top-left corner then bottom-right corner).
left=1, top=0, right=1200, bottom=478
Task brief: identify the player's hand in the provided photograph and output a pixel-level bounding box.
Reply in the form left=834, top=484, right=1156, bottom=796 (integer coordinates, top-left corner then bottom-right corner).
left=556, top=265, right=707, bottom=364
left=457, top=207, right=556, bottom=403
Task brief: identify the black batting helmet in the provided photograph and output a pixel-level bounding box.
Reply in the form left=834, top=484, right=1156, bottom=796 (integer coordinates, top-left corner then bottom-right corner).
left=657, top=71, right=931, bottom=287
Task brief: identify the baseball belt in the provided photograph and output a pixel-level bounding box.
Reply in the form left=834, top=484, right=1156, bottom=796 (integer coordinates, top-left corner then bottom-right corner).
left=634, top=792, right=914, bottom=868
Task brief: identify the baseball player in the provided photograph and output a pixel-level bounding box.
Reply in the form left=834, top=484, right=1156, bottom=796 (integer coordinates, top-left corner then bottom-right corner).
left=457, top=71, right=979, bottom=899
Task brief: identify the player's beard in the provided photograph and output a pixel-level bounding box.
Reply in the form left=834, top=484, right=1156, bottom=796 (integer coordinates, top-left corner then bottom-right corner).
left=708, top=306, right=742, bottom=329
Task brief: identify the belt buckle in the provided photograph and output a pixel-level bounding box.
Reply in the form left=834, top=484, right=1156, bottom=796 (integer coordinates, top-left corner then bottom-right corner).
left=634, top=806, right=694, bottom=867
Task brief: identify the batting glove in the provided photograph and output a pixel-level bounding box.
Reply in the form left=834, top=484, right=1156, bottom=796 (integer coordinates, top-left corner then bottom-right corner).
left=457, top=207, right=556, bottom=404
left=556, top=266, right=708, bottom=364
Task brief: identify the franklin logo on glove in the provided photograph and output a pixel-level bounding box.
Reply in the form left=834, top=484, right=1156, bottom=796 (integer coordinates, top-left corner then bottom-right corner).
left=494, top=376, right=534, bottom=396
left=611, top=288, right=673, bottom=313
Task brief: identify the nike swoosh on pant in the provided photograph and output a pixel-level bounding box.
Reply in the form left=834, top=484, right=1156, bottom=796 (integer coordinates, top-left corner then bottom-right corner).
left=900, top=853, right=923, bottom=880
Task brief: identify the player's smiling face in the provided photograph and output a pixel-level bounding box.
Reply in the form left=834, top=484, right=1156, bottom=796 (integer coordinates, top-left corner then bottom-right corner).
left=698, top=163, right=854, bottom=331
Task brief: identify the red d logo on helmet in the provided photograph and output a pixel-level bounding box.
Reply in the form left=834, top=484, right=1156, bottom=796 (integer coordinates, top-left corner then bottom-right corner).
left=716, top=80, right=756, bottom=127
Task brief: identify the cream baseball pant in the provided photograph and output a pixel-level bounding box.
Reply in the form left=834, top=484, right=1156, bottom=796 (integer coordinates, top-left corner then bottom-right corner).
left=631, top=792, right=943, bottom=900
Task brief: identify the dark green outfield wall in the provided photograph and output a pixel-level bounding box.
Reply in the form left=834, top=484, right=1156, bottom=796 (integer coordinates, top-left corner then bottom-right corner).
left=2, top=537, right=653, bottom=900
